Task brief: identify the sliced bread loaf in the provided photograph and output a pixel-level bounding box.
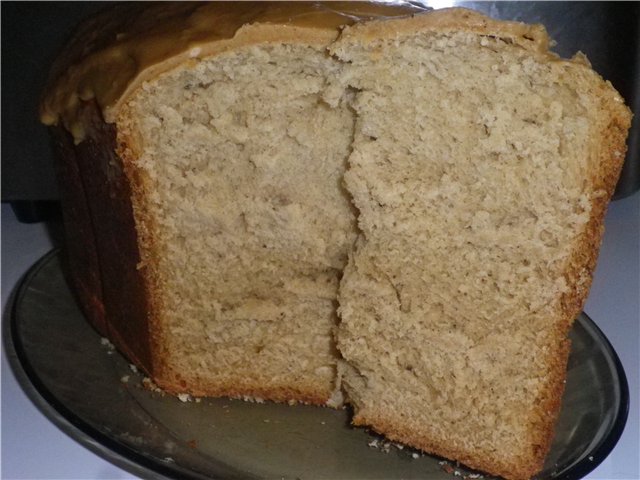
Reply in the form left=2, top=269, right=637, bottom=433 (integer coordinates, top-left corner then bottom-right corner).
left=41, top=4, right=631, bottom=479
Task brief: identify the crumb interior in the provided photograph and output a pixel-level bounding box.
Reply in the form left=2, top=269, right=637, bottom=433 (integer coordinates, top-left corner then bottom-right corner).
left=126, top=43, right=357, bottom=401
left=332, top=29, right=598, bottom=469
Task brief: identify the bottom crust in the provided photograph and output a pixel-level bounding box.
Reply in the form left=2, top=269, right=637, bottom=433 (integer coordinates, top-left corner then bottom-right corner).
left=152, top=370, right=339, bottom=407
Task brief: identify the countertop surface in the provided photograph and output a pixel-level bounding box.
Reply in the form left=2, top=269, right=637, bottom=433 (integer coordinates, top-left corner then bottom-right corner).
left=2, top=194, right=639, bottom=479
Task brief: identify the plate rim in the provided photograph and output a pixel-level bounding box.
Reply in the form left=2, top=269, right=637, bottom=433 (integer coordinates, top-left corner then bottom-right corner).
left=3, top=249, right=630, bottom=480
left=552, top=314, right=630, bottom=480
left=4, top=249, right=233, bottom=480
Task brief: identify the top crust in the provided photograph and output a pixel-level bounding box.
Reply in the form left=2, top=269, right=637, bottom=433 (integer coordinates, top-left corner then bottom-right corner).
left=335, top=7, right=551, bottom=53
left=39, top=1, right=421, bottom=140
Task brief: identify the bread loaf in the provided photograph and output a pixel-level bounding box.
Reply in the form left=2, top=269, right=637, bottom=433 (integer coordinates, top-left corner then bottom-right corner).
left=41, top=3, right=631, bottom=479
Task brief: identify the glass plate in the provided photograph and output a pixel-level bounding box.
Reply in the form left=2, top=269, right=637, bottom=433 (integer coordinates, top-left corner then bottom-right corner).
left=4, top=250, right=629, bottom=480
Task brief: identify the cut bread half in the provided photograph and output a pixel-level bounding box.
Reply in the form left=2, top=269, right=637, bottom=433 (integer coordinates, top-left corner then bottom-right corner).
left=332, top=8, right=630, bottom=480
left=116, top=34, right=358, bottom=405
left=41, top=1, right=418, bottom=408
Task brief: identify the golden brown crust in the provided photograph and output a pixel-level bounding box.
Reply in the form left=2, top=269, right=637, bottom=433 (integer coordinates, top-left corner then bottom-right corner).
left=503, top=80, right=631, bottom=475
left=557, top=81, right=631, bottom=330
left=113, top=117, right=164, bottom=362
left=334, top=7, right=551, bottom=54
left=520, top=337, right=571, bottom=479
left=527, top=64, right=632, bottom=478
left=155, top=371, right=334, bottom=406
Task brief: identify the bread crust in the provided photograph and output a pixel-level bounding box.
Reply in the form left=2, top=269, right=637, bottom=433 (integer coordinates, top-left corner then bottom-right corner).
left=40, top=1, right=420, bottom=141
left=522, top=63, right=631, bottom=480
left=51, top=126, right=107, bottom=336
left=53, top=100, right=159, bottom=377
left=333, top=7, right=551, bottom=54
left=352, top=412, right=535, bottom=480
left=155, top=371, right=334, bottom=406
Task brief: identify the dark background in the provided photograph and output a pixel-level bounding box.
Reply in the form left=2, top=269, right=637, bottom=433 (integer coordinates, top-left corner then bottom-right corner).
left=2, top=2, right=108, bottom=221
left=2, top=2, right=639, bottom=222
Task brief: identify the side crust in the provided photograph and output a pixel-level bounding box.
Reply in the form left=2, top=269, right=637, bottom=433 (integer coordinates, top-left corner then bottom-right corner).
left=527, top=74, right=631, bottom=479
left=154, top=371, right=336, bottom=407
left=55, top=100, right=159, bottom=378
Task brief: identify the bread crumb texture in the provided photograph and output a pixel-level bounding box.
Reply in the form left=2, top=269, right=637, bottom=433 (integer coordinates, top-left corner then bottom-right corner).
left=109, top=9, right=630, bottom=480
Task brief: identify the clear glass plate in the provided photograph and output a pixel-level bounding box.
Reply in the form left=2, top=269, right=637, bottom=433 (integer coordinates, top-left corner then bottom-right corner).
left=4, top=250, right=629, bottom=479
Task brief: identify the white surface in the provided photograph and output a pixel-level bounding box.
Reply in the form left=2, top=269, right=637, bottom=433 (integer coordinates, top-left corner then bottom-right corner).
left=1, top=192, right=639, bottom=479
left=583, top=192, right=640, bottom=480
